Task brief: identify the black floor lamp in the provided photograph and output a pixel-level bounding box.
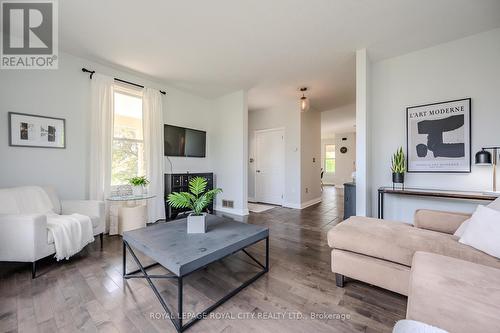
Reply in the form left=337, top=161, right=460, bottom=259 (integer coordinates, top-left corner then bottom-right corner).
left=475, top=147, right=500, bottom=192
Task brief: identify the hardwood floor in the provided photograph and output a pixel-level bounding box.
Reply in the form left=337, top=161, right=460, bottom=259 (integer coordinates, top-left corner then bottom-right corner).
left=0, top=186, right=406, bottom=333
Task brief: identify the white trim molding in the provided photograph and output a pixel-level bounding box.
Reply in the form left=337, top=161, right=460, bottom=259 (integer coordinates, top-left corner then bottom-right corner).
left=214, top=206, right=249, bottom=216
left=283, top=202, right=301, bottom=209
left=300, top=197, right=322, bottom=209
left=283, top=197, right=322, bottom=210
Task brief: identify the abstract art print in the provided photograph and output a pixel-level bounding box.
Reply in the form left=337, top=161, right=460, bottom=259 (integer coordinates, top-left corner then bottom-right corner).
left=406, top=98, right=471, bottom=173
left=9, top=112, right=66, bottom=148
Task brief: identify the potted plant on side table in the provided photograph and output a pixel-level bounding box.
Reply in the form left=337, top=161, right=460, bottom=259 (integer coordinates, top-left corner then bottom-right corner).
left=391, top=147, right=406, bottom=189
left=167, top=177, right=222, bottom=233
left=129, top=176, right=150, bottom=196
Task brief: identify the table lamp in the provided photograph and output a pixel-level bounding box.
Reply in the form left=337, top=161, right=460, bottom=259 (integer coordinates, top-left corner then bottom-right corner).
left=475, top=147, right=499, bottom=192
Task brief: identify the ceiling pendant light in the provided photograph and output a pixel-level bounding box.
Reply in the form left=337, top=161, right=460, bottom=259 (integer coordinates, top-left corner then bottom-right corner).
left=300, top=87, right=310, bottom=112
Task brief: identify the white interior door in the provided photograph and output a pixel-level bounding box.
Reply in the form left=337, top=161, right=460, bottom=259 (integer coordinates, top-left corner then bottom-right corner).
left=255, top=128, right=285, bottom=205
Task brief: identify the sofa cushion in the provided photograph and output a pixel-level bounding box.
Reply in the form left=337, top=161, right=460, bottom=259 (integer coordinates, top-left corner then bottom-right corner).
left=414, top=209, right=470, bottom=234
left=393, top=320, right=448, bottom=333
left=90, top=216, right=100, bottom=228
left=42, top=186, right=62, bottom=214
left=459, top=205, right=500, bottom=259
left=454, top=197, right=500, bottom=237
left=0, top=186, right=54, bottom=214
left=328, top=216, right=500, bottom=269
left=407, top=252, right=500, bottom=333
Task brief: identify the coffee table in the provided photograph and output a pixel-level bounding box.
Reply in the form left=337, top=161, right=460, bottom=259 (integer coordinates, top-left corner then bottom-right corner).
left=122, top=215, right=269, bottom=332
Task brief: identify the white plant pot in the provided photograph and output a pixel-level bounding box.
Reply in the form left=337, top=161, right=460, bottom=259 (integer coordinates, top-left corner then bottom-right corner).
left=132, top=185, right=143, bottom=196
left=187, top=213, right=207, bottom=233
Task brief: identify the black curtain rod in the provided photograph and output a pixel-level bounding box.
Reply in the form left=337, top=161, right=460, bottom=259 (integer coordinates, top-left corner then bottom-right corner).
left=81, top=68, right=166, bottom=95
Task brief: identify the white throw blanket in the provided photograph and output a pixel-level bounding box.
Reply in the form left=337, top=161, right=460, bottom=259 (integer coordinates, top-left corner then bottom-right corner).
left=47, top=213, right=95, bottom=261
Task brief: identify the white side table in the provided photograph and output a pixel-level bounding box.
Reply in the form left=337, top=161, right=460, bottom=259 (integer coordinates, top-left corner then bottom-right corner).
left=107, top=194, right=156, bottom=235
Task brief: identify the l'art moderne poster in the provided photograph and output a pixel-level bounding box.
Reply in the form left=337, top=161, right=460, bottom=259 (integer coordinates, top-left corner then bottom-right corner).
left=406, top=98, right=471, bottom=173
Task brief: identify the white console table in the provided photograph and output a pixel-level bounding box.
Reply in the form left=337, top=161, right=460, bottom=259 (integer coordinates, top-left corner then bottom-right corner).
left=107, top=194, right=156, bottom=235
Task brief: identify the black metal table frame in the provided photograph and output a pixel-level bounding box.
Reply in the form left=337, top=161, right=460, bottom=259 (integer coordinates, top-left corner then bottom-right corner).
left=122, top=236, right=269, bottom=332
left=377, top=189, right=385, bottom=219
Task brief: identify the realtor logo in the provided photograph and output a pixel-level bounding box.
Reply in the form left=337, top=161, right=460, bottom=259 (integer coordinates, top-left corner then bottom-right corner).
left=1, top=0, right=58, bottom=69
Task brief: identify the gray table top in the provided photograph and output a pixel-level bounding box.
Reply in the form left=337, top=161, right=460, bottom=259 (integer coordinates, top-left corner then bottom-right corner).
left=123, top=215, right=269, bottom=276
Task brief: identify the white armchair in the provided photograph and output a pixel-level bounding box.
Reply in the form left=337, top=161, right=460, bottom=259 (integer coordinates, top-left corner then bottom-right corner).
left=61, top=200, right=105, bottom=235
left=0, top=186, right=105, bottom=278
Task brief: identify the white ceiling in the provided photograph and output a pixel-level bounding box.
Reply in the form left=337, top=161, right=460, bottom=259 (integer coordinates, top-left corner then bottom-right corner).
left=60, top=0, right=500, bottom=112
left=321, top=104, right=357, bottom=138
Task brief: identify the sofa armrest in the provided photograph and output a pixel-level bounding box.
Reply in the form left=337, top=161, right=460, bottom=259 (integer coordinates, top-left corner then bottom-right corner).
left=407, top=252, right=500, bottom=333
left=0, top=214, right=47, bottom=262
left=61, top=200, right=104, bottom=217
left=414, top=209, right=470, bottom=235
left=61, top=200, right=105, bottom=232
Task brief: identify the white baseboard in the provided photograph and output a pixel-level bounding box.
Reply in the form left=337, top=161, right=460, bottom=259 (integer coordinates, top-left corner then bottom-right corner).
left=300, top=197, right=322, bottom=209
left=283, top=197, right=322, bottom=210
left=283, top=202, right=301, bottom=209
left=248, top=197, right=257, bottom=203
left=214, top=206, right=249, bottom=216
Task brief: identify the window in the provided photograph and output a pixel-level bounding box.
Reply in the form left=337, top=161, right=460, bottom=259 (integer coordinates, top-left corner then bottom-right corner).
left=111, top=87, right=144, bottom=185
left=325, top=144, right=336, bottom=173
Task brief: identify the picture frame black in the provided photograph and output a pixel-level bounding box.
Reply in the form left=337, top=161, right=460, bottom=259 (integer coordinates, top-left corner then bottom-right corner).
left=406, top=98, right=471, bottom=173
left=8, top=112, right=66, bottom=149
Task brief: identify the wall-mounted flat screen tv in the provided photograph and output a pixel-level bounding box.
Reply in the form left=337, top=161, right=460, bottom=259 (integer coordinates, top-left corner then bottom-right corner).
left=164, top=124, right=206, bottom=157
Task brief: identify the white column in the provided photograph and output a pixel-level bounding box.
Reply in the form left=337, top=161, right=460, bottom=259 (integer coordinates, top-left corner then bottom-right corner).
left=355, top=49, right=372, bottom=216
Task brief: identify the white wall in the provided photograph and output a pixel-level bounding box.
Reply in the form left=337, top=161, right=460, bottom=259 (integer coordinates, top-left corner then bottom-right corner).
left=212, top=91, right=249, bottom=215
left=0, top=52, right=247, bottom=216
left=164, top=89, right=213, bottom=174
left=321, top=132, right=356, bottom=186
left=248, top=102, right=301, bottom=207
left=0, top=53, right=92, bottom=199
left=321, top=103, right=356, bottom=138
left=300, top=109, right=322, bottom=206
left=370, top=28, right=500, bottom=223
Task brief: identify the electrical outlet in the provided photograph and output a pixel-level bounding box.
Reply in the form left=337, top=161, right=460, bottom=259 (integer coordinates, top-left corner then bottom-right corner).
left=222, top=200, right=234, bottom=208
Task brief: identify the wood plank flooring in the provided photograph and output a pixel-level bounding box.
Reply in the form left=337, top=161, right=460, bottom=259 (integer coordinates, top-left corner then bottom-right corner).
left=0, top=187, right=406, bottom=333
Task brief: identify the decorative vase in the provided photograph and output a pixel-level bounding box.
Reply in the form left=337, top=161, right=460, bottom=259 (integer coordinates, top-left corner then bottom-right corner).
left=132, top=185, right=143, bottom=196
left=392, top=172, right=405, bottom=189
left=187, top=213, right=207, bottom=233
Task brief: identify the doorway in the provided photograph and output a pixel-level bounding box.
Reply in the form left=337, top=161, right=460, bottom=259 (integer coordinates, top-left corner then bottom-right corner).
left=254, top=128, right=285, bottom=205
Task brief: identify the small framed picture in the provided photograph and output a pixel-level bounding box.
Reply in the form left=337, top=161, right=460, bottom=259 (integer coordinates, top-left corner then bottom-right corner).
left=406, top=98, right=471, bottom=173
left=8, top=112, right=66, bottom=148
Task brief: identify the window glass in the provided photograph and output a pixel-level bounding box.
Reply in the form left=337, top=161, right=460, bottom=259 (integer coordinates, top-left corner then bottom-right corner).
left=111, top=89, right=144, bottom=185
left=325, top=144, right=336, bottom=173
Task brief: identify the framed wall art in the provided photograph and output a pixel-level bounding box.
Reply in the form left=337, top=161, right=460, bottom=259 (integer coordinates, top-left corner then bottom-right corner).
left=406, top=98, right=471, bottom=173
left=8, top=112, right=66, bottom=148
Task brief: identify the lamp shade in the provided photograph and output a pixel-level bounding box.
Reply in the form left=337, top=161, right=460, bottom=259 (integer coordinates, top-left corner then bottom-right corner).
left=300, top=96, right=310, bottom=112
left=475, top=149, right=492, bottom=165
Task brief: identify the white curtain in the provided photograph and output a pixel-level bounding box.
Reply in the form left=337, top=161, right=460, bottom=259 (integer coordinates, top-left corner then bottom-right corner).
left=143, top=88, right=166, bottom=223
left=89, top=74, right=114, bottom=202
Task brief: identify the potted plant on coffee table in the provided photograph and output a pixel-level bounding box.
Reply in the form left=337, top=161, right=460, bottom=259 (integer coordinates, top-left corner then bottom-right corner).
left=167, top=177, right=222, bottom=233
left=391, top=147, right=406, bottom=189
left=129, top=176, right=150, bottom=196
